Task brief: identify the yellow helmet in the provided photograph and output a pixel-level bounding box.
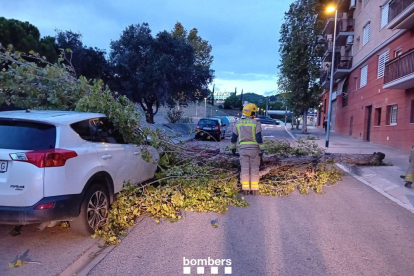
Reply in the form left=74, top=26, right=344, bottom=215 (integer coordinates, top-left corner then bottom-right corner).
left=242, top=103, right=258, bottom=117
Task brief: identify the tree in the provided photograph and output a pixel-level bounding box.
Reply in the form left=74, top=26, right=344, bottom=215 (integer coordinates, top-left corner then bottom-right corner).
left=55, top=30, right=109, bottom=82
left=0, top=17, right=58, bottom=62
left=211, top=84, right=215, bottom=106
left=224, top=93, right=240, bottom=109
left=110, top=23, right=214, bottom=123
left=278, top=0, right=324, bottom=134
left=240, top=89, right=244, bottom=110
left=172, top=22, right=214, bottom=68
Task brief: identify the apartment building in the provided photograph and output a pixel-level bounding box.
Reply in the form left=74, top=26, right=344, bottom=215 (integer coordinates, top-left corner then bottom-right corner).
left=317, top=0, right=414, bottom=151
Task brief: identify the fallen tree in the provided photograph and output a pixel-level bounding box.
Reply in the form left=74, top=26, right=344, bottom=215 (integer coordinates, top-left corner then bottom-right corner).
left=1, top=47, right=385, bottom=245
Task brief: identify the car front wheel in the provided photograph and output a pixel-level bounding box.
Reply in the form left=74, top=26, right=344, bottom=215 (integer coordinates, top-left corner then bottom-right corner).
left=70, top=184, right=109, bottom=236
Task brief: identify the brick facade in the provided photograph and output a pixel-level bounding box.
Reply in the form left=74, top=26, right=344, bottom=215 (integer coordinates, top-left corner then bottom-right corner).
left=318, top=31, right=414, bottom=151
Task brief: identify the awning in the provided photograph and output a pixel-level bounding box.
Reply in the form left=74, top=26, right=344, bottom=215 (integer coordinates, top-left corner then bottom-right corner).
left=336, top=76, right=348, bottom=95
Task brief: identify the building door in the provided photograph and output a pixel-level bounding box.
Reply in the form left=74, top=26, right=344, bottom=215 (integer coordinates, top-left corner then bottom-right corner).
left=349, top=116, right=353, bottom=136
left=366, top=106, right=372, bottom=142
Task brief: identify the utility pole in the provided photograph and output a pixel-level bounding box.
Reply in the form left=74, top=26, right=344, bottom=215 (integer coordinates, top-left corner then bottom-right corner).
left=325, top=7, right=338, bottom=148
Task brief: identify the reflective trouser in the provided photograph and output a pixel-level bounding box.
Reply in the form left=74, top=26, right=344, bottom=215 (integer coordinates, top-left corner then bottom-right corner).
left=240, top=147, right=261, bottom=190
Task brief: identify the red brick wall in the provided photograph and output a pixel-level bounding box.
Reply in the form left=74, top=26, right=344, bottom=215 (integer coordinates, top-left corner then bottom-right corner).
left=335, top=31, right=414, bottom=151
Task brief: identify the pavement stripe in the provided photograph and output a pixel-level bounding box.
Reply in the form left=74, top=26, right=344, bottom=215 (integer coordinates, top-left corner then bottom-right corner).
left=336, top=163, right=414, bottom=214
left=284, top=126, right=296, bottom=140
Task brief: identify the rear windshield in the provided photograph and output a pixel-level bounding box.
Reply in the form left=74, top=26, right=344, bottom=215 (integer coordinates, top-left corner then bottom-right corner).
left=0, top=120, right=56, bottom=150
left=199, top=119, right=218, bottom=126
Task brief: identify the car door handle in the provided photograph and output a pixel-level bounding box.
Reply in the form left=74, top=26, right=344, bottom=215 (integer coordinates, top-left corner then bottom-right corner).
left=134, top=151, right=140, bottom=156
left=102, top=154, right=113, bottom=160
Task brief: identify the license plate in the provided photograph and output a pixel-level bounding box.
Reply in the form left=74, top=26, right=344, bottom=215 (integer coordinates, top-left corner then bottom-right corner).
left=203, top=127, right=212, bottom=130
left=0, top=161, right=8, bottom=173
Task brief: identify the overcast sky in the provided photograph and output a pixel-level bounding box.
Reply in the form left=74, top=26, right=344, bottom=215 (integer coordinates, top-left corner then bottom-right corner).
left=1, top=0, right=292, bottom=95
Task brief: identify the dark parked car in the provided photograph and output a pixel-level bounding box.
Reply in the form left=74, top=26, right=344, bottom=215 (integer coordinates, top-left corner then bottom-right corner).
left=256, top=116, right=278, bottom=125
left=195, top=118, right=226, bottom=141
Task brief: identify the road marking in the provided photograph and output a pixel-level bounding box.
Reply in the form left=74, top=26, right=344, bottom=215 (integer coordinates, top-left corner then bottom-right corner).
left=263, top=136, right=274, bottom=138
left=336, top=163, right=414, bottom=214
left=284, top=126, right=296, bottom=140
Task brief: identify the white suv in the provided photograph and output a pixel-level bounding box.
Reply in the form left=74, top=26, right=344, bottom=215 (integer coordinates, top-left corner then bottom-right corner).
left=0, top=110, right=159, bottom=235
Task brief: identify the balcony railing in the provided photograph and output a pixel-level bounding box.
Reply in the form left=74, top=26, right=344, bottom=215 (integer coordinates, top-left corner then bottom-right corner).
left=336, top=18, right=355, bottom=33
left=384, top=48, right=414, bottom=86
left=389, top=0, right=414, bottom=23
left=334, top=56, right=352, bottom=70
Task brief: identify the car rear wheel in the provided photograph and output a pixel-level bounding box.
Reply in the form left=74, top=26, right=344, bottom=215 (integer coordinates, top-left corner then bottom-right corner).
left=70, top=184, right=109, bottom=236
left=216, top=133, right=221, bottom=142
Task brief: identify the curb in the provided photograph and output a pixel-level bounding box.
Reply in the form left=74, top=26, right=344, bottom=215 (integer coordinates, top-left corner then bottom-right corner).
left=336, top=163, right=414, bottom=215
left=59, top=239, right=114, bottom=276
left=60, top=218, right=145, bottom=276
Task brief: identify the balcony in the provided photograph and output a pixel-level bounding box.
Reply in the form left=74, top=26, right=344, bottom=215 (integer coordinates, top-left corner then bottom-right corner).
left=322, top=41, right=341, bottom=61
left=387, top=0, right=414, bottom=29
left=320, top=70, right=330, bottom=89
left=384, top=48, right=414, bottom=89
left=335, top=18, right=355, bottom=46
left=320, top=56, right=352, bottom=89
left=333, top=56, right=352, bottom=79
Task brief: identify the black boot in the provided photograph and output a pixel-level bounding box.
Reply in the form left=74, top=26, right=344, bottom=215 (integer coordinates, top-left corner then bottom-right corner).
left=400, top=175, right=406, bottom=179
left=405, top=182, right=412, bottom=189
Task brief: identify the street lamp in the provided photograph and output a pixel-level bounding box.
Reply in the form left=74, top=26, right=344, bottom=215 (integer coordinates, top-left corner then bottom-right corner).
left=204, top=98, right=207, bottom=118
left=325, top=5, right=337, bottom=148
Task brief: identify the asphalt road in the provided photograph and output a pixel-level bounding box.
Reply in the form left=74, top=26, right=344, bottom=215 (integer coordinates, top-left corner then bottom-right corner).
left=2, top=124, right=414, bottom=276
left=0, top=223, right=96, bottom=276
left=89, top=125, right=414, bottom=276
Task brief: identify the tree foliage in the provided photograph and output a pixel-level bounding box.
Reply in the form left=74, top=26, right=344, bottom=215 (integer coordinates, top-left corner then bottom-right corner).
left=224, top=93, right=240, bottom=109
left=55, top=30, right=109, bottom=82
left=0, top=46, right=141, bottom=143
left=278, top=0, right=324, bottom=133
left=110, top=23, right=214, bottom=124
left=0, top=17, right=58, bottom=62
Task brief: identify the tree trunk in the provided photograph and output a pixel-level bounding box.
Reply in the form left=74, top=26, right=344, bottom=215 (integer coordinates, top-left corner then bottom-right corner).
left=302, top=109, right=308, bottom=134
left=202, top=151, right=386, bottom=175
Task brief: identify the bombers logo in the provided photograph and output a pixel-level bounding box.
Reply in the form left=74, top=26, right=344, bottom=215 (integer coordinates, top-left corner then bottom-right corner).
left=183, top=257, right=232, bottom=275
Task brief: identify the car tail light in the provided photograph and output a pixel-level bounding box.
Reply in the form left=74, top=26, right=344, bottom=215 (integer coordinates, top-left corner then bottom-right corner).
left=35, top=202, right=55, bottom=210
left=196, top=124, right=200, bottom=130
left=10, top=149, right=78, bottom=168
left=214, top=125, right=219, bottom=131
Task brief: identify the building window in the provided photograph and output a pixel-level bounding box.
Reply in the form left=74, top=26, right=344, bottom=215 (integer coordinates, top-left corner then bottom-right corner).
left=386, top=104, right=398, bottom=125
left=360, top=65, right=368, bottom=87
left=381, top=3, right=389, bottom=29
left=378, top=51, right=389, bottom=78
left=363, top=22, right=371, bottom=46
left=394, top=49, right=402, bottom=57
left=374, top=107, right=382, bottom=126
left=411, top=100, right=414, bottom=124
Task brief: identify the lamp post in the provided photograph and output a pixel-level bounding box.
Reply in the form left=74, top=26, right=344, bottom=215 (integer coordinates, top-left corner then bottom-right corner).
left=204, top=98, right=207, bottom=118
left=325, top=6, right=338, bottom=148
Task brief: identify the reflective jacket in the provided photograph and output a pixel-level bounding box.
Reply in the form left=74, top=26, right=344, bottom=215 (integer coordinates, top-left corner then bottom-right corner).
left=231, top=118, right=264, bottom=150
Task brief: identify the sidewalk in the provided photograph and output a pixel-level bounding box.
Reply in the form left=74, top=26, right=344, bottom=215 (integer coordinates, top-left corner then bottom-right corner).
left=287, top=126, right=414, bottom=213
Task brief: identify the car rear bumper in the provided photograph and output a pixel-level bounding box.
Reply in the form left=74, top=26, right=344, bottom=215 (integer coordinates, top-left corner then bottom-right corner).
left=0, top=194, right=83, bottom=225
left=195, top=130, right=220, bottom=137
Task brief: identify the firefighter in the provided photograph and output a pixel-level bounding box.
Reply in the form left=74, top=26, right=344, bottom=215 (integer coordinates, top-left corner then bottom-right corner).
left=231, top=103, right=264, bottom=195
